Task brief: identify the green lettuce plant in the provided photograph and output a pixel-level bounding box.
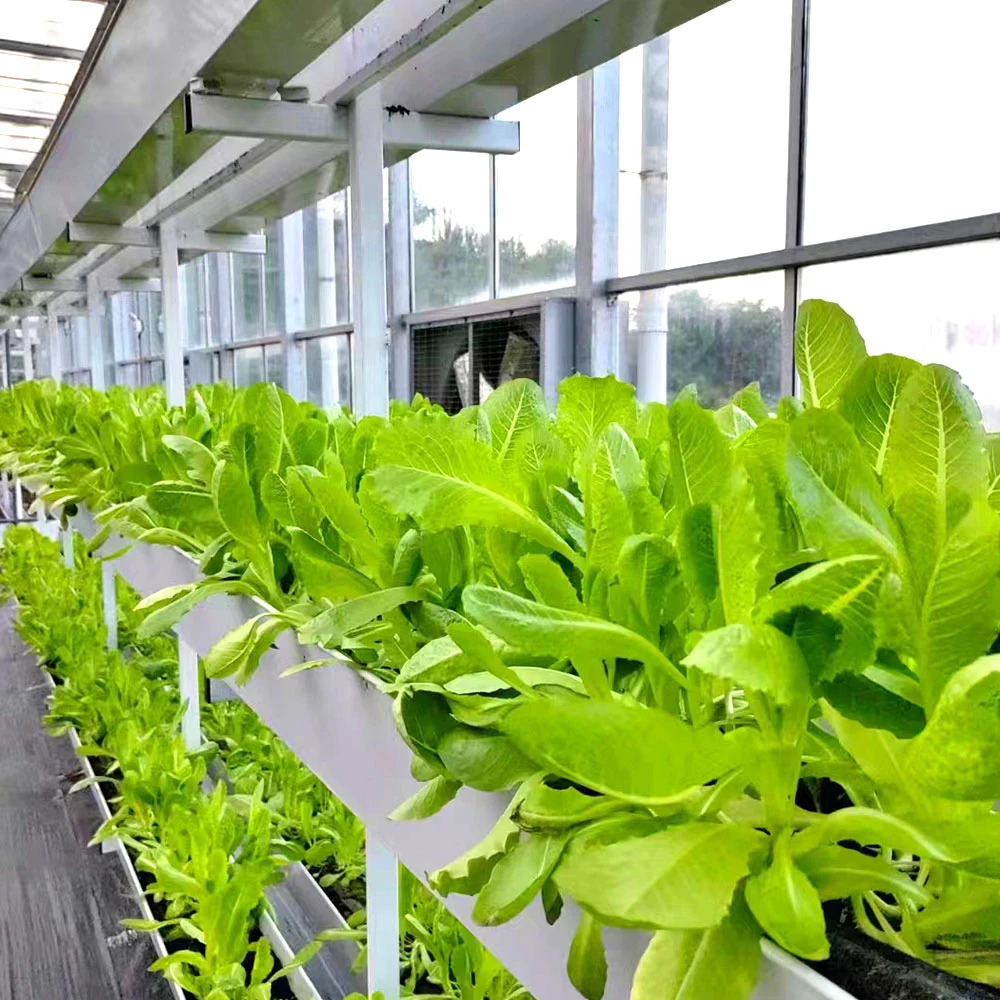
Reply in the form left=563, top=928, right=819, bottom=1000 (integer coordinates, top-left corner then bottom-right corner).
left=3, top=298, right=1000, bottom=999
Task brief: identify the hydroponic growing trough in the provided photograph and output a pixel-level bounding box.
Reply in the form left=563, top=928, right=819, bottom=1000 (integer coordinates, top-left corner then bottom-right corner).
left=71, top=508, right=857, bottom=1000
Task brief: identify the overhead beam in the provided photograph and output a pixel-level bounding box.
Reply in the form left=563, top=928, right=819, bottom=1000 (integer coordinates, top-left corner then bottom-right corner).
left=385, top=112, right=519, bottom=154
left=185, top=92, right=520, bottom=155
left=20, top=275, right=163, bottom=293
left=67, top=222, right=266, bottom=255
left=0, top=38, right=85, bottom=62
left=185, top=92, right=350, bottom=143
left=67, top=222, right=155, bottom=248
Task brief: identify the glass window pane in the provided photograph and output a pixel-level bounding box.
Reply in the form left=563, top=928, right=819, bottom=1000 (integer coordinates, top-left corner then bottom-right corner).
left=264, top=343, right=284, bottom=388
left=803, top=1, right=1000, bottom=243
left=621, top=272, right=784, bottom=407
left=496, top=80, right=577, bottom=296
left=233, top=254, right=264, bottom=341
left=181, top=258, right=210, bottom=349
left=618, top=0, right=791, bottom=276
left=799, top=242, right=1000, bottom=431
left=264, top=221, right=285, bottom=336
left=70, top=316, right=87, bottom=370
left=118, top=362, right=140, bottom=388
left=143, top=293, right=164, bottom=356
left=305, top=335, right=352, bottom=409
left=411, top=150, right=491, bottom=311
left=206, top=254, right=232, bottom=346
left=302, top=192, right=351, bottom=330
left=234, top=346, right=265, bottom=387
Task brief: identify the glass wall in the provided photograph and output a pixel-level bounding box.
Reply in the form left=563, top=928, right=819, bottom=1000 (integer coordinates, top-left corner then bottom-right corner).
left=305, top=334, right=351, bottom=409
left=619, top=0, right=791, bottom=276
left=621, top=272, right=783, bottom=407
left=41, top=0, right=998, bottom=420
left=496, top=80, right=577, bottom=296
left=411, top=150, right=492, bottom=311
left=800, top=244, right=1000, bottom=431
left=803, top=0, right=1000, bottom=242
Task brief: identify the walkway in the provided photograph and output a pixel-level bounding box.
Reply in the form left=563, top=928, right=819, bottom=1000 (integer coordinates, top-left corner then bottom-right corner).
left=0, top=602, right=169, bottom=1000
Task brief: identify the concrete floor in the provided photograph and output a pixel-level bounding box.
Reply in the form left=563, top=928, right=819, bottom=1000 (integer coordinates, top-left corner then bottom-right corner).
left=0, top=601, right=170, bottom=1000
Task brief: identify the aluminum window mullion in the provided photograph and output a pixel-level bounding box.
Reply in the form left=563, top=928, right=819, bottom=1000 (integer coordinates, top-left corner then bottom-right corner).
left=605, top=212, right=1000, bottom=295
left=781, top=0, right=809, bottom=397
left=488, top=152, right=498, bottom=300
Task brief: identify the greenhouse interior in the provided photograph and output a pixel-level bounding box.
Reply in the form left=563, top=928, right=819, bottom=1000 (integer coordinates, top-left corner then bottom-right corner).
left=0, top=1, right=998, bottom=999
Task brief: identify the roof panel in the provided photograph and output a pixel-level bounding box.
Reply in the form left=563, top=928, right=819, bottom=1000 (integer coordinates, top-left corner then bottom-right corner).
left=0, top=52, right=80, bottom=87
left=0, top=1, right=105, bottom=54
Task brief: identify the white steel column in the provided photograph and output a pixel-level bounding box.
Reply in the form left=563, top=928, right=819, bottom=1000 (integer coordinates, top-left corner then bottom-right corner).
left=178, top=638, right=201, bottom=750
left=102, top=561, right=118, bottom=652
left=635, top=37, right=670, bottom=404
left=46, top=305, right=63, bottom=384
left=61, top=528, right=74, bottom=569
left=349, top=84, right=390, bottom=416
left=387, top=160, right=412, bottom=403
left=86, top=274, right=107, bottom=390
left=160, top=222, right=186, bottom=406
left=576, top=61, right=621, bottom=377
left=357, top=117, right=403, bottom=990
left=366, top=837, right=401, bottom=1000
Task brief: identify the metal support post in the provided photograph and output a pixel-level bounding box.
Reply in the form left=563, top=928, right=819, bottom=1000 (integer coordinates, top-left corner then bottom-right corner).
left=46, top=305, right=63, bottom=384
left=86, top=274, right=107, bottom=390
left=160, top=222, right=186, bottom=407
left=365, top=836, right=401, bottom=1000
left=635, top=36, right=670, bottom=404
left=102, top=561, right=118, bottom=652
left=575, top=62, right=621, bottom=377
left=178, top=638, right=201, bottom=750
left=387, top=160, right=412, bottom=403
left=62, top=528, right=74, bottom=570
left=349, top=84, right=390, bottom=417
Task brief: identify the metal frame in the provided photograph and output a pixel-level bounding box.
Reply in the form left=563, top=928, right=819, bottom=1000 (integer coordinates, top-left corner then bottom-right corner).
left=186, top=93, right=521, bottom=156
left=68, top=222, right=267, bottom=256
left=291, top=322, right=353, bottom=344
left=20, top=276, right=163, bottom=294
left=605, top=212, right=1000, bottom=295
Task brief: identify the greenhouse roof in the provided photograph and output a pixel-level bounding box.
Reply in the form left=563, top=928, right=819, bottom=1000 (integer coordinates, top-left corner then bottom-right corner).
left=0, top=1, right=106, bottom=221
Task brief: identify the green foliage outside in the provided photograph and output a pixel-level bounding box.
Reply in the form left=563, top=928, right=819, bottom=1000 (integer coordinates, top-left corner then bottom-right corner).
left=412, top=200, right=574, bottom=309
left=1, top=299, right=1000, bottom=1000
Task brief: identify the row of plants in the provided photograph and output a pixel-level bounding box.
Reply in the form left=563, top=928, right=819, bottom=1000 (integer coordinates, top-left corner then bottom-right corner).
left=0, top=526, right=367, bottom=1000
left=204, top=698, right=531, bottom=1000
left=0, top=518, right=529, bottom=1000
left=2, top=299, right=1000, bottom=999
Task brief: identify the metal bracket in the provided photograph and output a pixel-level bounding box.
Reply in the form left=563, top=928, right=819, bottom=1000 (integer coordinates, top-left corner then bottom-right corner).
left=185, top=91, right=520, bottom=155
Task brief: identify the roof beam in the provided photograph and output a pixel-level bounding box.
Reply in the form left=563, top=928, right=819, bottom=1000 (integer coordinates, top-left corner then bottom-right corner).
left=385, top=112, right=519, bottom=155
left=185, top=92, right=350, bottom=144
left=0, top=38, right=85, bottom=62
left=185, top=92, right=520, bottom=155
left=66, top=222, right=266, bottom=255
left=20, top=275, right=162, bottom=293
